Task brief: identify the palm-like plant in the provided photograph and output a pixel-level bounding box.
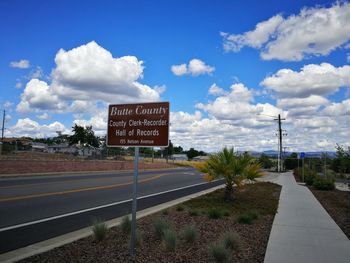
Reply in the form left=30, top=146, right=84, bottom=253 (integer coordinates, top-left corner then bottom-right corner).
left=199, top=148, right=262, bottom=200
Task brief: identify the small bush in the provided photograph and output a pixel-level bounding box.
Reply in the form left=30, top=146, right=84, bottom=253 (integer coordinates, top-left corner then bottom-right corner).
left=163, top=229, right=176, bottom=251
left=209, top=243, right=230, bottom=263
left=135, top=230, right=142, bottom=247
left=304, top=174, right=315, bottom=186
left=208, top=208, right=222, bottom=219
left=153, top=218, right=170, bottom=239
left=92, top=219, right=108, bottom=242
left=182, top=226, right=198, bottom=243
left=162, top=209, right=169, bottom=215
left=238, top=210, right=259, bottom=224
left=121, top=215, right=131, bottom=234
left=176, top=204, right=185, bottom=211
left=188, top=209, right=199, bottom=216
left=313, top=177, right=335, bottom=190
left=222, top=231, right=241, bottom=251
left=222, top=209, right=230, bottom=217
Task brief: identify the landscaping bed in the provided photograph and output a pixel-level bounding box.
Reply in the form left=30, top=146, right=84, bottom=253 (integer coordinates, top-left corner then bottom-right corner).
left=310, top=188, right=350, bottom=239
left=20, top=182, right=281, bottom=263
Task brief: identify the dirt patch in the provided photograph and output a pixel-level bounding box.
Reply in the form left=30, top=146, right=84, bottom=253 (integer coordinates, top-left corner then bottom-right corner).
left=310, top=188, right=350, bottom=240
left=19, top=182, right=281, bottom=263
left=0, top=159, right=175, bottom=175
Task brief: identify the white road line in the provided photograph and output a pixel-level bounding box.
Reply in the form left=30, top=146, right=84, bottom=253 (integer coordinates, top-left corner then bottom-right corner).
left=0, top=179, right=221, bottom=232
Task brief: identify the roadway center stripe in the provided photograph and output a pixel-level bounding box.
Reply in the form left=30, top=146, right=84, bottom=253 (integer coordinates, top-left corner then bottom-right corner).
left=0, top=173, right=168, bottom=203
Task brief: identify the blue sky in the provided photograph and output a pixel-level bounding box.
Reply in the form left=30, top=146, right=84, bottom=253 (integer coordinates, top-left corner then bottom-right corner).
left=1, top=0, right=350, bottom=152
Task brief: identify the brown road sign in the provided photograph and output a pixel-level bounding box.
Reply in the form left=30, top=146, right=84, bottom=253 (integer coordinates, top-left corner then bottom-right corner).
left=107, top=102, right=169, bottom=147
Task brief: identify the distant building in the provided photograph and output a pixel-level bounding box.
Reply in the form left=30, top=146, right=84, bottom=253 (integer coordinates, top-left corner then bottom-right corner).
left=47, top=143, right=77, bottom=154
left=172, top=154, right=188, bottom=160
left=30, top=142, right=48, bottom=152
left=192, top=156, right=209, bottom=161
left=77, top=145, right=101, bottom=157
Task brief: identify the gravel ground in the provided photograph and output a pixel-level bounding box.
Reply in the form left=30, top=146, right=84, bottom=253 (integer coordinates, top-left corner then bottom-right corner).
left=19, top=182, right=281, bottom=263
left=310, top=188, right=350, bottom=240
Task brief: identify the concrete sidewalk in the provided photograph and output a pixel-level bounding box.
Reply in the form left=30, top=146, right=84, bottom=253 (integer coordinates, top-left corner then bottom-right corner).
left=264, top=172, right=350, bottom=263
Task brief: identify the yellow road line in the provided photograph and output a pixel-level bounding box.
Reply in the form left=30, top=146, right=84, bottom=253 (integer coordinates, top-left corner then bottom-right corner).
left=0, top=173, right=167, bottom=203
left=0, top=173, right=132, bottom=190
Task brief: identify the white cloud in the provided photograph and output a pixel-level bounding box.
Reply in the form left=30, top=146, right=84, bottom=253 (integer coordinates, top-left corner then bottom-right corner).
left=261, top=63, right=350, bottom=98
left=51, top=41, right=159, bottom=102
left=28, top=66, right=44, bottom=79
left=10, top=59, right=30, bottom=69
left=36, top=113, right=50, bottom=120
left=15, top=82, right=22, bottom=89
left=17, top=41, right=162, bottom=113
left=4, top=101, right=13, bottom=109
left=221, top=15, right=283, bottom=52
left=17, top=79, right=67, bottom=113
left=322, top=99, right=350, bottom=116
left=277, top=95, right=329, bottom=109
left=6, top=118, right=67, bottom=138
left=154, top=85, right=166, bottom=94
left=208, top=83, right=226, bottom=96
left=294, top=117, right=337, bottom=129
left=171, top=59, right=214, bottom=76
left=222, top=2, right=350, bottom=61
left=171, top=64, right=187, bottom=76
left=196, top=83, right=283, bottom=126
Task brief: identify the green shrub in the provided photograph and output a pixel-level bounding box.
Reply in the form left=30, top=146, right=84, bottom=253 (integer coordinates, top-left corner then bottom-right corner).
left=209, top=243, right=230, bottom=263
left=313, top=177, right=335, bottom=190
left=222, top=209, right=230, bottom=217
left=222, top=231, right=241, bottom=251
left=188, top=209, right=199, bottom=216
left=238, top=210, right=259, bottom=224
left=135, top=230, right=142, bottom=247
left=304, top=174, right=315, bottom=186
left=182, top=226, right=198, bottom=243
left=92, top=219, right=108, bottom=242
left=153, top=218, right=170, bottom=239
left=176, top=204, right=185, bottom=211
left=163, top=229, right=176, bottom=251
left=121, top=215, right=131, bottom=234
left=208, top=208, right=222, bottom=219
left=162, top=209, right=169, bottom=215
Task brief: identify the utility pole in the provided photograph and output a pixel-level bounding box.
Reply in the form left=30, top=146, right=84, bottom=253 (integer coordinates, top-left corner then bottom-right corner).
left=257, top=113, right=286, bottom=172
left=324, top=152, right=327, bottom=178
left=0, top=110, right=5, bottom=156
left=1, top=110, right=5, bottom=142
left=274, top=114, right=286, bottom=172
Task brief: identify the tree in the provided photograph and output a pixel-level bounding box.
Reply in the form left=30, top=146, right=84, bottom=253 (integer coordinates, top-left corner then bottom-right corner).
left=197, top=147, right=263, bottom=201
left=186, top=148, right=199, bottom=159
left=163, top=140, right=174, bottom=162
left=284, top=152, right=298, bottom=170
left=173, top=146, right=183, bottom=154
left=332, top=144, right=350, bottom=174
left=69, top=124, right=99, bottom=147
left=258, top=153, right=273, bottom=169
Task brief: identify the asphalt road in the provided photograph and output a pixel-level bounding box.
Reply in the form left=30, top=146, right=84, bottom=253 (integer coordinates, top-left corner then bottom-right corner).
left=0, top=167, right=223, bottom=253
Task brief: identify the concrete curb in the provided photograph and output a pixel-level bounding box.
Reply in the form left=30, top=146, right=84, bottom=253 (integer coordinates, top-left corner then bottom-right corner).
left=0, top=184, right=224, bottom=263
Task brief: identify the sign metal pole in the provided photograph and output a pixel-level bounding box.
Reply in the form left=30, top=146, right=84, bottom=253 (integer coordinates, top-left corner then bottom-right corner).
left=130, top=147, right=139, bottom=257
left=302, top=158, right=304, bottom=183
